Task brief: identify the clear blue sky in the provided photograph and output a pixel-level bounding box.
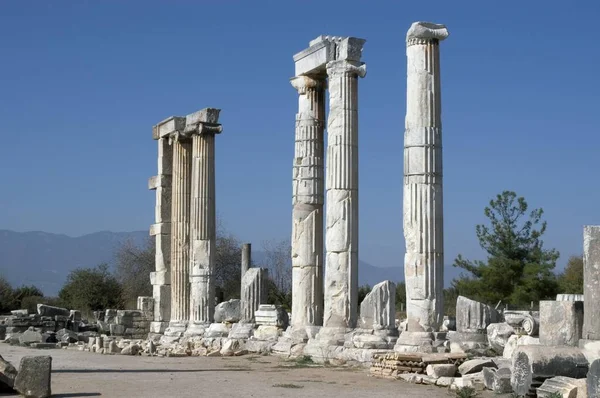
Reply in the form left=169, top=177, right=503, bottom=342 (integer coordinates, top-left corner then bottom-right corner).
left=1, top=1, right=599, bottom=281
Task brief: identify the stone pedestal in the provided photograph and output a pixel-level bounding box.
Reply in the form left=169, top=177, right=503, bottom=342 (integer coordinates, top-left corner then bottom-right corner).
left=187, top=108, right=222, bottom=334
left=583, top=225, right=600, bottom=340
left=403, top=21, right=449, bottom=332
left=323, top=48, right=366, bottom=330
left=290, top=75, right=325, bottom=330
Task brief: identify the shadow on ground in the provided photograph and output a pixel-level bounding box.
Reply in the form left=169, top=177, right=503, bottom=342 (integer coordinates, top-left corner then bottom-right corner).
left=53, top=368, right=250, bottom=374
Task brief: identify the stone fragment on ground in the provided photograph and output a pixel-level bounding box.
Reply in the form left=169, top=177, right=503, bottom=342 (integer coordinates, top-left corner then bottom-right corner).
left=486, top=322, right=514, bottom=353
left=426, top=364, right=456, bottom=378
left=482, top=367, right=512, bottom=394
left=0, top=355, right=17, bottom=392
left=214, top=299, right=241, bottom=323
left=537, top=376, right=581, bottom=398
left=503, top=334, right=540, bottom=358
left=458, top=358, right=496, bottom=375
left=19, top=327, right=43, bottom=346
left=14, top=356, right=52, bottom=398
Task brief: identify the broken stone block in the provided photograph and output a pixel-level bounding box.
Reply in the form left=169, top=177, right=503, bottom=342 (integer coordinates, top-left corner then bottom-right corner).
left=214, top=299, right=241, bottom=323
left=358, top=281, right=395, bottom=330
left=19, top=327, right=43, bottom=345
left=487, top=322, right=515, bottom=353
left=587, top=358, right=600, bottom=398
left=557, top=294, right=584, bottom=302
left=511, top=345, right=588, bottom=397
left=458, top=358, right=496, bottom=375
left=503, top=334, right=540, bottom=359
left=0, top=355, right=17, bottom=391
left=540, top=300, right=584, bottom=346
left=204, top=323, right=230, bottom=338
left=11, top=309, right=28, bottom=316
left=253, top=325, right=281, bottom=341
left=14, top=356, right=52, bottom=398
left=537, top=376, right=580, bottom=398
left=426, top=364, right=456, bottom=378
left=482, top=367, right=512, bottom=393
left=56, top=329, right=77, bottom=344
left=36, top=304, right=69, bottom=317
left=120, top=344, right=140, bottom=355
left=220, top=339, right=241, bottom=356
left=107, top=341, right=121, bottom=354
left=456, top=296, right=500, bottom=333
left=228, top=322, right=253, bottom=339
left=255, top=304, right=289, bottom=329
left=436, top=376, right=454, bottom=387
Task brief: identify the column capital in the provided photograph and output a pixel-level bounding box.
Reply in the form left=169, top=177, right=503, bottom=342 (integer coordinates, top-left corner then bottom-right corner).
left=326, top=60, right=367, bottom=78
left=290, top=75, right=326, bottom=94
left=406, top=22, right=449, bottom=46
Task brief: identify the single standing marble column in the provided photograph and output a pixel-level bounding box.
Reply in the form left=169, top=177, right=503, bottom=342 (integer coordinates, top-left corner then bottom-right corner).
left=290, top=75, right=325, bottom=329
left=241, top=243, right=251, bottom=277
left=403, top=22, right=448, bottom=332
left=323, top=52, right=366, bottom=330
left=583, top=225, right=600, bottom=340
left=167, top=132, right=193, bottom=335
left=187, top=108, right=222, bottom=334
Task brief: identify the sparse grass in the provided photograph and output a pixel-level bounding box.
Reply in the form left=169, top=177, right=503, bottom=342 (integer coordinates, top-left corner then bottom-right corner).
left=546, top=393, right=562, bottom=398
left=453, top=386, right=479, bottom=398
left=276, top=355, right=319, bottom=369
left=272, top=383, right=304, bottom=389
left=245, top=355, right=269, bottom=364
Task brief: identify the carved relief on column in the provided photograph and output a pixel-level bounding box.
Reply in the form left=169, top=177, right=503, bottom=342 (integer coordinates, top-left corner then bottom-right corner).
left=323, top=57, right=366, bottom=329
left=290, top=75, right=326, bottom=328
left=403, top=22, right=448, bottom=332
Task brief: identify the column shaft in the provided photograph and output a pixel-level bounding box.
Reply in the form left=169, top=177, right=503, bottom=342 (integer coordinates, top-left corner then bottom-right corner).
left=189, top=133, right=216, bottom=324
left=170, top=138, right=192, bottom=323
left=323, top=60, right=365, bottom=329
left=291, top=76, right=325, bottom=328
left=403, top=24, right=448, bottom=332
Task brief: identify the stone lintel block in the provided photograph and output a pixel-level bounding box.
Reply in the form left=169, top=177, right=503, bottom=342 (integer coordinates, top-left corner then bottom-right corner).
left=152, top=116, right=185, bottom=140
left=149, top=222, right=171, bottom=236
left=150, top=271, right=171, bottom=286
left=186, top=108, right=221, bottom=125
left=293, top=38, right=336, bottom=76
left=148, top=175, right=171, bottom=190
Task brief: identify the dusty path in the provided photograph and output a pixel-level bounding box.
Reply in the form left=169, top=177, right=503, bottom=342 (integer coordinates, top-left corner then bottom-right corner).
left=1, top=345, right=504, bottom=397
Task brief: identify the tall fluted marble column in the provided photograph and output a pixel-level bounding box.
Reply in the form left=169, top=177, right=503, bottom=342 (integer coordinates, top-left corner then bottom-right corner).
left=323, top=57, right=366, bottom=329
left=403, top=22, right=448, bottom=332
left=187, top=109, right=222, bottom=334
left=290, top=75, right=325, bottom=329
left=167, top=133, right=193, bottom=334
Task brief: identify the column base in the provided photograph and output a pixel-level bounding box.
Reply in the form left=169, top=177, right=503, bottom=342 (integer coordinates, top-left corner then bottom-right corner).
left=149, top=321, right=169, bottom=334
left=160, top=321, right=188, bottom=344
left=351, top=328, right=399, bottom=349
left=184, top=322, right=210, bottom=337
left=394, top=331, right=447, bottom=353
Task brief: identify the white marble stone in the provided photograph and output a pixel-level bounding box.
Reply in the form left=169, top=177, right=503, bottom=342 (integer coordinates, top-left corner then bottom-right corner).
left=255, top=304, right=289, bottom=329
left=359, top=281, right=396, bottom=330
left=556, top=294, right=584, bottom=302
left=240, top=268, right=267, bottom=323
left=403, top=21, right=448, bottom=332
left=290, top=75, right=325, bottom=329
left=456, top=296, right=500, bottom=333
left=583, top=225, right=600, bottom=340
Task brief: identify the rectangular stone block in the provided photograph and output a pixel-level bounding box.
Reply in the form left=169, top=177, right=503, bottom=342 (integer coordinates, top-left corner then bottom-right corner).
left=149, top=222, right=170, bottom=236
left=154, top=186, right=172, bottom=223
left=153, top=116, right=185, bottom=140
left=584, top=225, right=600, bottom=340
left=153, top=284, right=171, bottom=322
left=148, top=175, right=171, bottom=190
left=157, top=138, right=173, bottom=175
left=293, top=38, right=335, bottom=76
left=186, top=108, right=220, bottom=125
left=137, top=296, right=154, bottom=313
left=150, top=271, right=171, bottom=286
left=154, top=233, right=171, bottom=272
left=540, top=300, right=583, bottom=346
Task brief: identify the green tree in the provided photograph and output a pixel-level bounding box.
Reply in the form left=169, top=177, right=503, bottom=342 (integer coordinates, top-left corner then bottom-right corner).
left=453, top=191, right=559, bottom=306
left=0, top=275, right=14, bottom=313
left=114, top=237, right=154, bottom=308
left=358, top=284, right=371, bottom=306
left=59, top=263, right=123, bottom=315
left=12, top=285, right=43, bottom=309
left=395, top=282, right=406, bottom=313
left=557, top=255, right=583, bottom=294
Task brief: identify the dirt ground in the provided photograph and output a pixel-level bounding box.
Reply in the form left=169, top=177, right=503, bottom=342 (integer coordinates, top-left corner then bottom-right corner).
left=1, top=345, right=507, bottom=397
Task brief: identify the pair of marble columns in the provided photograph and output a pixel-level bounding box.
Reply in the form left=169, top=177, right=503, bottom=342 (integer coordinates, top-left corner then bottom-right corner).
left=150, top=108, right=222, bottom=335
left=290, top=36, right=366, bottom=330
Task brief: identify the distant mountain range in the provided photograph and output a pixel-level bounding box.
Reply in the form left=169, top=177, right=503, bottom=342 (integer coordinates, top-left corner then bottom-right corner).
left=0, top=230, right=401, bottom=296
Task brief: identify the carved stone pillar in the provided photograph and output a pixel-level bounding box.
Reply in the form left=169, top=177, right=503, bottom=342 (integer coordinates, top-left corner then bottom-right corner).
left=323, top=57, right=366, bottom=330
left=186, top=109, right=222, bottom=335
left=290, top=75, right=325, bottom=329
left=403, top=22, right=448, bottom=333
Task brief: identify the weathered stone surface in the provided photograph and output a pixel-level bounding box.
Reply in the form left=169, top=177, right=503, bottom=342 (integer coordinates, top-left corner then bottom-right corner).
left=14, top=356, right=52, bottom=398
left=537, top=376, right=580, bottom=398
left=0, top=355, right=17, bottom=390
left=487, top=323, right=515, bottom=353
left=204, top=323, right=230, bottom=338
left=19, top=327, right=43, bottom=345
left=56, top=329, right=77, bottom=344
left=403, top=23, right=447, bottom=332
left=255, top=305, right=289, bottom=329
left=436, top=376, right=454, bottom=387
left=441, top=316, right=456, bottom=332
left=456, top=296, right=499, bottom=333
left=503, top=335, right=540, bottom=359
left=37, top=304, right=69, bottom=317
left=504, top=310, right=540, bottom=336
left=584, top=225, right=600, bottom=340
left=359, top=281, right=395, bottom=330
left=426, top=364, right=456, bottom=378
left=120, top=344, right=140, bottom=355
left=214, top=299, right=241, bottom=323
left=220, top=339, right=241, bottom=356
left=228, top=323, right=253, bottom=339
left=240, top=268, right=267, bottom=323
left=253, top=325, right=281, bottom=341
left=540, top=300, right=584, bottom=346
left=511, top=345, right=588, bottom=397
left=587, top=358, right=600, bottom=398
left=458, top=358, right=496, bottom=375
left=557, top=294, right=585, bottom=302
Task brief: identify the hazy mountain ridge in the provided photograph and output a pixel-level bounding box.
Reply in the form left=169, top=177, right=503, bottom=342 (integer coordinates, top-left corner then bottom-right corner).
left=0, top=230, right=401, bottom=296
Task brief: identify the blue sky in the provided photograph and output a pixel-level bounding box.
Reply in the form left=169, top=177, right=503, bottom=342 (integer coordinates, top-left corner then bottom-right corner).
left=1, top=1, right=599, bottom=282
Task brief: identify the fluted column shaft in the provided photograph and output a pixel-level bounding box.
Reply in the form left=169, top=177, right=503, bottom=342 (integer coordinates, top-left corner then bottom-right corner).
left=403, top=24, right=448, bottom=332
left=323, top=60, right=366, bottom=329
left=170, top=137, right=192, bottom=323
left=290, top=76, right=325, bottom=328
left=189, top=133, right=216, bottom=324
